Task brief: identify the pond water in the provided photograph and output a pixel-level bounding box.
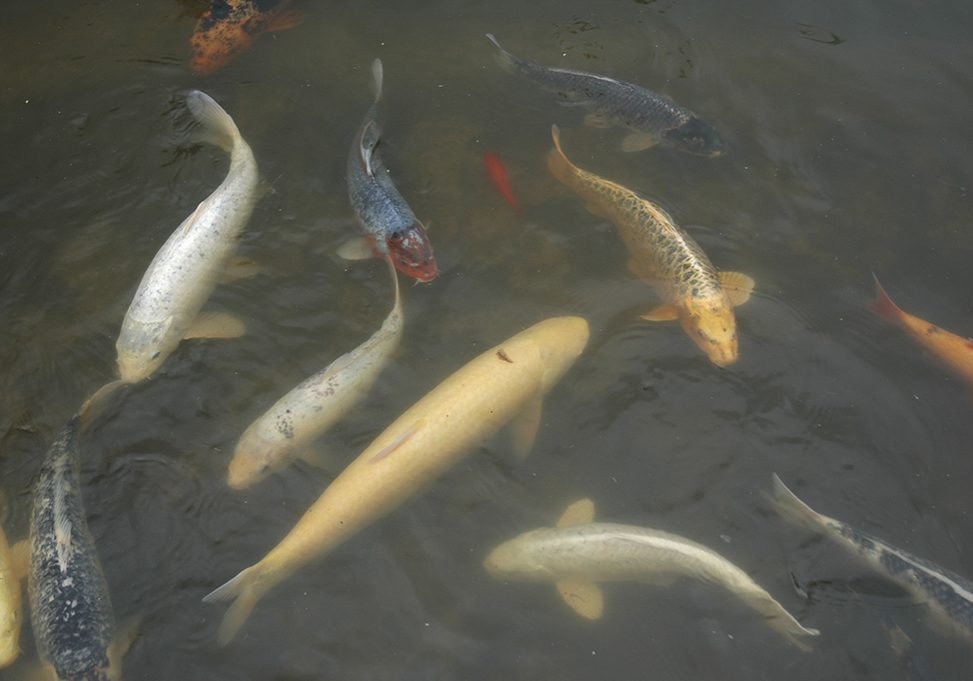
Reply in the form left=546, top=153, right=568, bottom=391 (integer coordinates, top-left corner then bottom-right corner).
left=2, top=0, right=973, bottom=679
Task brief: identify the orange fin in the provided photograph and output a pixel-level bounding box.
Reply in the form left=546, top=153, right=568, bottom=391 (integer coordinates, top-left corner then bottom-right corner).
left=870, top=274, right=903, bottom=321
left=268, top=10, right=302, bottom=32
left=641, top=304, right=679, bottom=322
left=719, top=271, right=754, bottom=307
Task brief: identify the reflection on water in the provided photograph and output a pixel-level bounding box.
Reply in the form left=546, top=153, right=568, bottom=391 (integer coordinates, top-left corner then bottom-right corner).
left=2, top=0, right=973, bottom=679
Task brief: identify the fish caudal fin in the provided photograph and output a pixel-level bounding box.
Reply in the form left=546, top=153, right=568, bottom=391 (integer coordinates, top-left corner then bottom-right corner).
left=202, top=565, right=268, bottom=645
left=371, top=58, right=384, bottom=104
left=769, top=474, right=826, bottom=534
left=484, top=33, right=517, bottom=73
left=869, top=274, right=903, bottom=321
left=742, top=589, right=819, bottom=652
left=186, top=90, right=241, bottom=153
left=546, top=125, right=573, bottom=185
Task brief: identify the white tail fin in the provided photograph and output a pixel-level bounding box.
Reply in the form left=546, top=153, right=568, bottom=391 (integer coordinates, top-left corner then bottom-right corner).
left=202, top=565, right=267, bottom=645
left=769, top=474, right=827, bottom=534
left=186, top=90, right=240, bottom=153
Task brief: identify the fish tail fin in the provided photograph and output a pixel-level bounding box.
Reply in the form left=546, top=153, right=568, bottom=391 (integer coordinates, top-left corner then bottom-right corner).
left=738, top=587, right=819, bottom=651
left=371, top=58, right=384, bottom=104
left=485, top=33, right=518, bottom=74
left=79, top=380, right=126, bottom=430
left=768, top=474, right=826, bottom=533
left=546, top=124, right=573, bottom=184
left=186, top=90, right=241, bottom=153
left=202, top=565, right=269, bottom=645
left=869, top=274, right=902, bottom=321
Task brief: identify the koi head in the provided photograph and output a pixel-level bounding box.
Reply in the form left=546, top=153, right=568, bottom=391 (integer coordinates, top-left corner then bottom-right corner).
left=664, top=116, right=723, bottom=157
left=387, top=223, right=438, bottom=282
left=483, top=530, right=556, bottom=582
left=679, top=295, right=739, bottom=367
left=228, top=429, right=287, bottom=489
left=190, top=4, right=264, bottom=75
left=116, top=317, right=177, bottom=384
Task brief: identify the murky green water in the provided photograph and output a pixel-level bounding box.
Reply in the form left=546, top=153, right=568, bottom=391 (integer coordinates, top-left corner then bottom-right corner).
left=2, top=0, right=973, bottom=679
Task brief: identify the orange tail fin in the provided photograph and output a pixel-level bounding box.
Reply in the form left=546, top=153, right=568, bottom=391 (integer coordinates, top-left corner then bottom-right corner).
left=546, top=124, right=572, bottom=184
left=870, top=274, right=903, bottom=321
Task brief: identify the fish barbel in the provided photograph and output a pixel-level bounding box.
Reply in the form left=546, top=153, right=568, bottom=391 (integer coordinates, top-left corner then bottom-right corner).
left=227, top=259, right=403, bottom=489
left=205, top=316, right=589, bottom=644
left=485, top=498, right=819, bottom=650
left=115, top=90, right=258, bottom=385
left=771, top=474, right=973, bottom=641
left=346, top=59, right=438, bottom=283
left=486, top=33, right=721, bottom=156
left=547, top=124, right=752, bottom=366
left=29, top=418, right=117, bottom=681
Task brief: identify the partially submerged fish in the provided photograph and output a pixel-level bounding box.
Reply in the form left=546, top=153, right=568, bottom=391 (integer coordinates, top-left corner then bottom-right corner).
left=871, top=275, right=973, bottom=389
left=484, top=151, right=523, bottom=215
left=0, top=497, right=27, bottom=669
left=485, top=33, right=722, bottom=156
left=485, top=498, right=819, bottom=650
left=771, top=474, right=973, bottom=640
left=346, top=58, right=438, bottom=283
left=205, top=316, right=590, bottom=643
left=228, top=259, right=403, bottom=489
left=190, top=0, right=301, bottom=75
left=29, top=418, right=120, bottom=681
left=547, top=124, right=752, bottom=366
left=115, top=90, right=258, bottom=385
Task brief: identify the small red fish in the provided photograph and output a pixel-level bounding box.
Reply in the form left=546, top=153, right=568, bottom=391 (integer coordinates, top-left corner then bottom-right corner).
left=190, top=0, right=300, bottom=75
left=484, top=151, right=523, bottom=215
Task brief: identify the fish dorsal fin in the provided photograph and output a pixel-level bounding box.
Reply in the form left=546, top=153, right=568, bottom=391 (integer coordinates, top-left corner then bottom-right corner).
left=556, top=498, right=595, bottom=527
left=719, top=271, right=755, bottom=307
left=556, top=578, right=604, bottom=619
left=359, top=120, right=380, bottom=176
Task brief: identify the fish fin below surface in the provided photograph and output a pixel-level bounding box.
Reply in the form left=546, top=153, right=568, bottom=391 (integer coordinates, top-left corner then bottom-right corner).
left=108, top=615, right=142, bottom=680
left=10, top=539, right=30, bottom=580
left=719, top=271, right=755, bottom=307
left=556, top=498, right=595, bottom=527
left=221, top=256, right=262, bottom=284
left=583, top=112, right=613, bottom=129
left=869, top=274, right=903, bottom=321
left=79, top=380, right=126, bottom=429
left=369, top=420, right=424, bottom=464
left=508, top=395, right=542, bottom=460
left=337, top=236, right=376, bottom=261
left=185, top=312, right=246, bottom=340
left=556, top=579, right=604, bottom=619
left=626, top=257, right=656, bottom=283
left=267, top=10, right=302, bottom=32
left=298, top=446, right=343, bottom=476
left=641, top=304, right=679, bottom=322
left=203, top=566, right=265, bottom=646
left=621, top=132, right=658, bottom=153
left=769, top=474, right=825, bottom=533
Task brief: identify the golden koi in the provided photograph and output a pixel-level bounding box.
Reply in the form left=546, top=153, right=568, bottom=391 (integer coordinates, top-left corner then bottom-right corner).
left=546, top=124, right=753, bottom=366
left=871, top=275, right=973, bottom=388
left=204, top=316, right=590, bottom=644
left=0, top=503, right=27, bottom=669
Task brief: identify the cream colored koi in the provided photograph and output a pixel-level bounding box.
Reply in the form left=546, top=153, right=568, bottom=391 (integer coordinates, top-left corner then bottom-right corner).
left=204, top=316, right=590, bottom=644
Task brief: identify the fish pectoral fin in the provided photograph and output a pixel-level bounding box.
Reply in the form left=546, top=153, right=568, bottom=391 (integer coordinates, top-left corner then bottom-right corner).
left=621, top=132, right=658, bottom=153
left=221, top=256, right=262, bottom=285
left=583, top=112, right=613, bottom=129
left=556, top=498, right=595, bottom=527
left=640, top=304, right=679, bottom=322
left=185, top=312, right=246, bottom=340
left=508, top=395, right=543, bottom=460
left=719, top=271, right=755, bottom=307
left=626, top=257, right=657, bottom=283
left=10, top=538, right=30, bottom=580
left=267, top=10, right=302, bottom=32
left=298, top=446, right=343, bottom=476
left=369, top=420, right=424, bottom=464
left=108, top=615, right=142, bottom=681
left=556, top=579, right=604, bottom=619
left=337, top=236, right=377, bottom=262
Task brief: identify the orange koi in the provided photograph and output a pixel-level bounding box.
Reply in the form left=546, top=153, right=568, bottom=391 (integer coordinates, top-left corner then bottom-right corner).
left=871, top=275, right=973, bottom=387
left=190, top=0, right=300, bottom=75
left=484, top=151, right=523, bottom=215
